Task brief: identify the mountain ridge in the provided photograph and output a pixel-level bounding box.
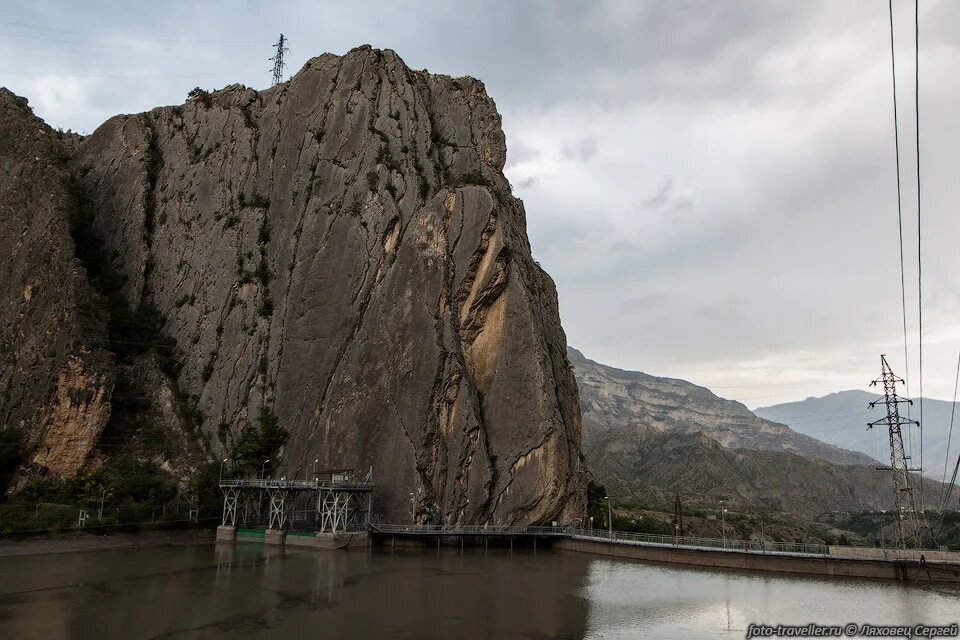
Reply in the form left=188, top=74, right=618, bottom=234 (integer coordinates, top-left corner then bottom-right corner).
left=568, top=347, right=945, bottom=516
left=756, top=389, right=959, bottom=481
left=569, top=347, right=874, bottom=466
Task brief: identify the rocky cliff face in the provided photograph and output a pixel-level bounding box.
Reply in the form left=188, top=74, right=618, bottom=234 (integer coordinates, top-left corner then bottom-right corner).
left=64, top=46, right=583, bottom=524
left=0, top=89, right=114, bottom=488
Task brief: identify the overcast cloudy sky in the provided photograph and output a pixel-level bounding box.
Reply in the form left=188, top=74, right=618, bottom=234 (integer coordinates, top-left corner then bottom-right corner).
left=4, top=0, right=960, bottom=407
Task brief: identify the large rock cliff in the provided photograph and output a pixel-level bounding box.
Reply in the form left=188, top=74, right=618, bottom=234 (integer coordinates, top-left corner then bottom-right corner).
left=0, top=89, right=113, bottom=489
left=61, top=46, right=583, bottom=524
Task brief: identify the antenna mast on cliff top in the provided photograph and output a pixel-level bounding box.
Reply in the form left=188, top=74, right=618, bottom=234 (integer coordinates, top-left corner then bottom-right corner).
left=269, top=34, right=289, bottom=85
left=868, top=354, right=923, bottom=550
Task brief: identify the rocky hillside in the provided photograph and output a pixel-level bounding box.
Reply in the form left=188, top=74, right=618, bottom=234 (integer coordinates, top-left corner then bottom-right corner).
left=589, top=424, right=948, bottom=517
left=570, top=347, right=873, bottom=466
left=0, top=89, right=114, bottom=491
left=0, top=46, right=585, bottom=525
left=569, top=348, right=943, bottom=516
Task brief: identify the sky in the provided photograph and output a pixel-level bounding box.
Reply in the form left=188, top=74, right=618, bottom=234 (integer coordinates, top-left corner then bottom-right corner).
left=3, top=0, right=960, bottom=407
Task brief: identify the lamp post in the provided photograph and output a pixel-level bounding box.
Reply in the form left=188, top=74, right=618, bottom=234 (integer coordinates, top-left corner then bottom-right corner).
left=219, top=458, right=229, bottom=482
left=604, top=495, right=613, bottom=538
left=261, top=459, right=270, bottom=480
left=409, top=492, right=417, bottom=523
left=313, top=458, right=319, bottom=481
left=720, top=500, right=727, bottom=547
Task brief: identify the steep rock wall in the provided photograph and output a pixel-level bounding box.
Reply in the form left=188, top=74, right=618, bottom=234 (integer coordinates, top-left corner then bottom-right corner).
left=73, top=47, right=584, bottom=524
left=0, top=89, right=114, bottom=486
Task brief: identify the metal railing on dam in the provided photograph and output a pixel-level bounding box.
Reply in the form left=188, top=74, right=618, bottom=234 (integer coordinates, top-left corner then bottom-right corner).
left=219, top=478, right=374, bottom=492
left=361, top=523, right=960, bottom=565
left=371, top=523, right=568, bottom=537
left=371, top=523, right=830, bottom=556
left=564, top=527, right=829, bottom=557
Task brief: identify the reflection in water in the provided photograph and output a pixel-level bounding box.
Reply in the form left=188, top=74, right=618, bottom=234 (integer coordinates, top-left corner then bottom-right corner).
left=580, top=558, right=959, bottom=639
left=0, top=543, right=956, bottom=639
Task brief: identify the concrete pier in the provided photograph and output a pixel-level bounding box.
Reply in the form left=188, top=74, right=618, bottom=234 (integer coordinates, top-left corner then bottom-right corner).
left=215, top=525, right=237, bottom=542
left=282, top=531, right=370, bottom=549
left=315, top=531, right=369, bottom=549
left=226, top=528, right=370, bottom=550
left=264, top=529, right=287, bottom=546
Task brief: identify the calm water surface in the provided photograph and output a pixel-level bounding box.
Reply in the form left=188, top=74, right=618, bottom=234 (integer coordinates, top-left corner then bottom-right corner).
left=0, top=543, right=957, bottom=639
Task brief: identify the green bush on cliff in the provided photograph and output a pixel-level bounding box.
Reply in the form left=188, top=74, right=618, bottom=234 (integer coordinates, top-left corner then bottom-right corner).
left=187, top=87, right=212, bottom=108
left=452, top=170, right=491, bottom=187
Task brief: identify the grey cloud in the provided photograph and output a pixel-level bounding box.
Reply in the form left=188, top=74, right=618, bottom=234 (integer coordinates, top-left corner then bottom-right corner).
left=505, top=139, right=541, bottom=167
left=516, top=176, right=540, bottom=189
left=6, top=0, right=960, bottom=404
left=619, top=293, right=669, bottom=315
left=561, top=137, right=598, bottom=162
left=642, top=178, right=673, bottom=210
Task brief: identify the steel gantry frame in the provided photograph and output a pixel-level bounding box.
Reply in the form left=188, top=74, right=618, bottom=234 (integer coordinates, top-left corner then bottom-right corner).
left=267, top=487, right=291, bottom=530
left=219, top=473, right=374, bottom=533
left=221, top=485, right=240, bottom=527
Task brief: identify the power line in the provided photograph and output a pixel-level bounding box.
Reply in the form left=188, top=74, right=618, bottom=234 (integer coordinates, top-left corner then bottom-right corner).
left=887, top=0, right=912, bottom=426
left=942, top=447, right=960, bottom=516
left=0, top=26, right=257, bottom=47
left=0, top=69, right=222, bottom=79
left=914, top=0, right=925, bottom=514
left=938, top=350, right=960, bottom=513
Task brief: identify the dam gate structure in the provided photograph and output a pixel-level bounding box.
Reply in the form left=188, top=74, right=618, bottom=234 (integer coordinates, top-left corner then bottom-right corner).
left=217, top=469, right=373, bottom=548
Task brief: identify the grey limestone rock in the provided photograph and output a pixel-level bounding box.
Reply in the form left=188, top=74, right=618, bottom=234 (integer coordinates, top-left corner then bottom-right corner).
left=70, top=46, right=584, bottom=524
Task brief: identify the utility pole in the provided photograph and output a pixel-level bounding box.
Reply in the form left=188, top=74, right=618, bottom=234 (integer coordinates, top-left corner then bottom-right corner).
left=604, top=495, right=613, bottom=538
left=269, top=34, right=289, bottom=86
left=720, top=499, right=727, bottom=546
left=868, top=354, right=923, bottom=550
left=672, top=493, right=685, bottom=538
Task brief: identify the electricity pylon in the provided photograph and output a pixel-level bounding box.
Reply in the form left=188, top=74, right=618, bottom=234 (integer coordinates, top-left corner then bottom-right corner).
left=269, top=34, right=289, bottom=86
left=868, top=354, right=923, bottom=550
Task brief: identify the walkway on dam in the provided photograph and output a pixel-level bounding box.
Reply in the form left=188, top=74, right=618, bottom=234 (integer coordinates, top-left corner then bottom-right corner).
left=370, top=524, right=960, bottom=565
left=370, top=523, right=827, bottom=556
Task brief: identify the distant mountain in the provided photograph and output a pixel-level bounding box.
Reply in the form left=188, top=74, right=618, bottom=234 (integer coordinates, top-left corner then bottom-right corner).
left=569, top=348, right=874, bottom=466
left=755, top=390, right=960, bottom=482
left=586, top=424, right=927, bottom=517
left=569, top=348, right=942, bottom=517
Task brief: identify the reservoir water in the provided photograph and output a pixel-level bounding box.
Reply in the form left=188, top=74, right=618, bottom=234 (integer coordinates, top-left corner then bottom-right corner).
left=0, top=542, right=957, bottom=639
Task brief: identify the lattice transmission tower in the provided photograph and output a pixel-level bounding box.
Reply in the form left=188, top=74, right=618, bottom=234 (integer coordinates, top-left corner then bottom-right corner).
left=868, top=354, right=923, bottom=550
left=269, top=34, right=289, bottom=85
